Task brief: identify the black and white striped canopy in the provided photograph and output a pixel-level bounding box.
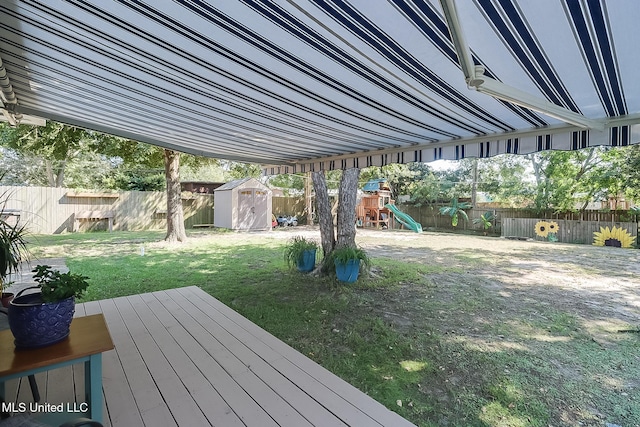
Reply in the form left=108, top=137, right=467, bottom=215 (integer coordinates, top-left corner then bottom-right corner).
left=1, top=1, right=638, bottom=174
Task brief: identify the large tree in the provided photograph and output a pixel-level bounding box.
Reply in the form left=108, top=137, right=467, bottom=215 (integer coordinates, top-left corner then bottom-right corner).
left=0, top=121, right=209, bottom=242
left=163, top=149, right=187, bottom=242
left=335, top=168, right=360, bottom=248
left=529, top=148, right=604, bottom=211
left=312, top=171, right=334, bottom=259
left=312, top=168, right=360, bottom=272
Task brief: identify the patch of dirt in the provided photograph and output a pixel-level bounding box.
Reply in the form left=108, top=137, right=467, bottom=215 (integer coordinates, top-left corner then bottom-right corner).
left=352, top=229, right=640, bottom=425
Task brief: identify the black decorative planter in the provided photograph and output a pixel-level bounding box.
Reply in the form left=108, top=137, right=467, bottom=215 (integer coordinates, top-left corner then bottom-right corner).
left=8, top=287, right=75, bottom=349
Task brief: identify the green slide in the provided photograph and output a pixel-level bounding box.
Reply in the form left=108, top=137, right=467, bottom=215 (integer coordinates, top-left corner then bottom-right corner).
left=384, top=204, right=423, bottom=233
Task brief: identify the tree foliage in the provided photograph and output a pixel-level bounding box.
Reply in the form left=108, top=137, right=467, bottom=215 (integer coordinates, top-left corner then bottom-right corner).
left=360, top=164, right=420, bottom=199
left=0, top=122, right=109, bottom=187
left=0, top=121, right=229, bottom=191
left=619, top=144, right=640, bottom=202
left=396, top=147, right=636, bottom=211
left=267, top=173, right=305, bottom=195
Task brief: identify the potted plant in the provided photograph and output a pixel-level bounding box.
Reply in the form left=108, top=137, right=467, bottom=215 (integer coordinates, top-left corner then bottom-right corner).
left=0, top=204, right=29, bottom=308
left=8, top=265, right=89, bottom=348
left=284, top=236, right=319, bottom=272
left=330, top=246, right=370, bottom=283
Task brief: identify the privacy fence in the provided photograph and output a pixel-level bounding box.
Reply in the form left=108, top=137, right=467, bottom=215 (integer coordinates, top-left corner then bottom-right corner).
left=501, top=217, right=638, bottom=245
left=2, top=186, right=638, bottom=245
left=0, top=186, right=307, bottom=235
left=0, top=186, right=215, bottom=234
left=395, top=204, right=639, bottom=245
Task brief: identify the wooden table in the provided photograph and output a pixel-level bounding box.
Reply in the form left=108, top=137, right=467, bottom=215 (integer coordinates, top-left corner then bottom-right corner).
left=0, top=314, right=114, bottom=423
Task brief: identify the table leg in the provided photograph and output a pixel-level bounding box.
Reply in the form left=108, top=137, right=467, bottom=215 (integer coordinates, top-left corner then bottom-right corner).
left=84, top=354, right=103, bottom=423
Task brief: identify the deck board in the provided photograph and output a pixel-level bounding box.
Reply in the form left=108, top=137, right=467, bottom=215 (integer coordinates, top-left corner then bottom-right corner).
left=2, top=286, right=416, bottom=427
left=177, top=286, right=417, bottom=427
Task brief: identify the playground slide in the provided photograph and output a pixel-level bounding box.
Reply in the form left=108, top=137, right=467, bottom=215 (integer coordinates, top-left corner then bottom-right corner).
left=385, top=204, right=423, bottom=233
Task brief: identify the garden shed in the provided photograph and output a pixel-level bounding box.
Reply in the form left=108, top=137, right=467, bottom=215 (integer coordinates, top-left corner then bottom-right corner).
left=213, top=178, right=272, bottom=231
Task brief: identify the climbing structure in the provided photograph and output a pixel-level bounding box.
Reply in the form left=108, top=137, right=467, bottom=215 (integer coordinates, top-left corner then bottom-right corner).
left=356, top=179, right=394, bottom=229
left=356, top=179, right=423, bottom=232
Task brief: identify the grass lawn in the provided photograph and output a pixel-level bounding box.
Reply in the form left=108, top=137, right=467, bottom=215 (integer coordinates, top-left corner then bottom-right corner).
left=29, top=229, right=640, bottom=427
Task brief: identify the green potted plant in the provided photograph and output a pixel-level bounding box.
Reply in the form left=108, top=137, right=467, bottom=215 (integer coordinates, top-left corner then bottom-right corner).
left=8, top=265, right=89, bottom=348
left=0, top=201, right=29, bottom=308
left=330, top=246, right=370, bottom=283
left=284, top=236, right=319, bottom=272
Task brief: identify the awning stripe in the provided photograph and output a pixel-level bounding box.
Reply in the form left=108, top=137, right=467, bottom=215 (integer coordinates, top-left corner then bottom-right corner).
left=2, top=1, right=639, bottom=172
left=477, top=0, right=580, bottom=113
left=262, top=123, right=640, bottom=175
left=178, top=1, right=472, bottom=137
left=112, top=1, right=447, bottom=138
left=306, top=0, right=514, bottom=132
left=5, top=2, right=450, bottom=150
left=391, top=0, right=548, bottom=128
left=565, top=0, right=627, bottom=117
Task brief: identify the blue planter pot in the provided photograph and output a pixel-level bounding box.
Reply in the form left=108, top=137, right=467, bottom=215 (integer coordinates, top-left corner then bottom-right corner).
left=8, top=288, right=75, bottom=349
left=335, top=259, right=360, bottom=283
left=297, top=249, right=317, bottom=272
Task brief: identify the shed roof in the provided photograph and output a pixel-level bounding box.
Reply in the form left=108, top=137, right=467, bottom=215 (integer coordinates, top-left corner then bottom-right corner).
left=1, top=1, right=638, bottom=174
left=215, top=178, right=266, bottom=191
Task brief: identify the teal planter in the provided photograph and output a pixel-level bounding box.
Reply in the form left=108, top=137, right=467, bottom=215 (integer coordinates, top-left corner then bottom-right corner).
left=297, top=249, right=317, bottom=272
left=335, top=259, right=360, bottom=283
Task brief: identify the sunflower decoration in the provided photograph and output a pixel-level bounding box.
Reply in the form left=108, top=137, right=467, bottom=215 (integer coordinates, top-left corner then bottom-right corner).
left=534, top=221, right=550, bottom=238
left=593, top=226, right=637, bottom=248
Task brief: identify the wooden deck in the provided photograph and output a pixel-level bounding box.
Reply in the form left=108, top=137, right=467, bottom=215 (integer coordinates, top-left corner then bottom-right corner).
left=4, top=286, right=416, bottom=427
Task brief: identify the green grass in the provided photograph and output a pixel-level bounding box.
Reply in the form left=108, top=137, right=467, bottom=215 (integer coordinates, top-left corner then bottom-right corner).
left=27, top=231, right=640, bottom=427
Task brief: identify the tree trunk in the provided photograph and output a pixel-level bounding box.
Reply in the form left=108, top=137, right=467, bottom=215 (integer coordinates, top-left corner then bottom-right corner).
left=54, top=160, right=65, bottom=188
left=470, top=158, right=478, bottom=207
left=304, top=171, right=313, bottom=225
left=311, top=171, right=334, bottom=257
left=45, top=160, right=56, bottom=187
left=163, top=149, right=187, bottom=243
left=336, top=168, right=360, bottom=248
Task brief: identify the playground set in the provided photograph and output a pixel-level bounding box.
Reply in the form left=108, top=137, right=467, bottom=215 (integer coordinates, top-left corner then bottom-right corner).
left=356, top=180, right=422, bottom=233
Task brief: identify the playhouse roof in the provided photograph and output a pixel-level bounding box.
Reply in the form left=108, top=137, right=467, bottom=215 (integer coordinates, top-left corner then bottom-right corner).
left=363, top=179, right=389, bottom=192
left=1, top=1, right=639, bottom=174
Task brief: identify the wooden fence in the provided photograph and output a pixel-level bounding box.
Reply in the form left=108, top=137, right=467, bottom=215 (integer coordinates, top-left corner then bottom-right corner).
left=0, top=186, right=214, bottom=234
left=272, top=196, right=306, bottom=221
left=390, top=205, right=639, bottom=243
left=501, top=218, right=638, bottom=244
left=485, top=207, right=638, bottom=223
left=3, top=185, right=637, bottom=244
left=397, top=205, right=503, bottom=233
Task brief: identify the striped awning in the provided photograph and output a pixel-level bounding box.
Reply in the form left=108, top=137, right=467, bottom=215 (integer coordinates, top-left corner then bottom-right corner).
left=1, top=1, right=638, bottom=174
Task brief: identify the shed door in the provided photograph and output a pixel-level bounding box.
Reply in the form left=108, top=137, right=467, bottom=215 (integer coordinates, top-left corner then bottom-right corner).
left=238, top=189, right=268, bottom=229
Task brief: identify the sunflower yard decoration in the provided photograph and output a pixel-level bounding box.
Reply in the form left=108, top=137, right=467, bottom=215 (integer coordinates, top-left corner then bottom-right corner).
left=534, top=221, right=550, bottom=238
left=593, top=226, right=636, bottom=248
left=534, top=220, right=560, bottom=241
